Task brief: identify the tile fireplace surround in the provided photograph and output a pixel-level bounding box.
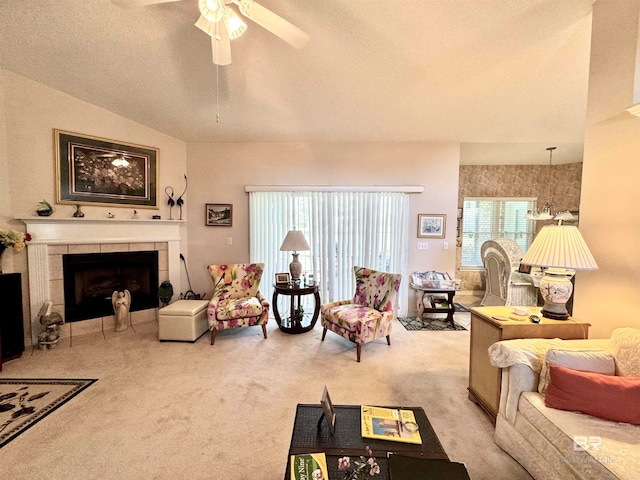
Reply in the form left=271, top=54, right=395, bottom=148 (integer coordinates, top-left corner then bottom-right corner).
left=18, top=217, right=184, bottom=345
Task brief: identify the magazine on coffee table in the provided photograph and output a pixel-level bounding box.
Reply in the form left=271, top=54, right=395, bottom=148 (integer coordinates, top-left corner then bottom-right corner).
left=361, top=405, right=422, bottom=444
left=290, top=452, right=329, bottom=480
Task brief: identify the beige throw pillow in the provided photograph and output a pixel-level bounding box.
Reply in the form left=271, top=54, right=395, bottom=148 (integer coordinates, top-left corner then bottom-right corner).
left=537, top=348, right=616, bottom=394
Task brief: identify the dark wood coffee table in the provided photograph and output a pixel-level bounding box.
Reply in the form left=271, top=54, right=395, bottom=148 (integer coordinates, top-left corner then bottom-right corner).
left=284, top=404, right=449, bottom=480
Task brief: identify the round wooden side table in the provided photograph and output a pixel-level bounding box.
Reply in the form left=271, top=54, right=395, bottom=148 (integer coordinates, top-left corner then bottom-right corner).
left=272, top=283, right=321, bottom=334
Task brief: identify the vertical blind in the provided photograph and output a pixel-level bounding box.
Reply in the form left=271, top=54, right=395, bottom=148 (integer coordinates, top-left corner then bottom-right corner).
left=249, top=191, right=410, bottom=314
left=461, top=197, right=536, bottom=268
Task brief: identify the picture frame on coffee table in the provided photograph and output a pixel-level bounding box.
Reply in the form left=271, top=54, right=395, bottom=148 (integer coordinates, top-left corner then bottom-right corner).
left=55, top=129, right=158, bottom=208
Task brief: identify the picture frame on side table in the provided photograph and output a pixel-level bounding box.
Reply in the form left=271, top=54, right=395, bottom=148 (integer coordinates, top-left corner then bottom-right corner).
left=418, top=214, right=446, bottom=238
left=54, top=129, right=158, bottom=208
left=205, top=203, right=233, bottom=226
left=275, top=272, right=290, bottom=286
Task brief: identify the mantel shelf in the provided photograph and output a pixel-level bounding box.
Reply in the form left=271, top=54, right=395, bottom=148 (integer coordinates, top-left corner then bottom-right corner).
left=16, top=216, right=185, bottom=225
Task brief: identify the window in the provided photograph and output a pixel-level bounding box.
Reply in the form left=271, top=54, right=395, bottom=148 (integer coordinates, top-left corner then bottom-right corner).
left=461, top=198, right=536, bottom=268
left=249, top=191, right=410, bottom=313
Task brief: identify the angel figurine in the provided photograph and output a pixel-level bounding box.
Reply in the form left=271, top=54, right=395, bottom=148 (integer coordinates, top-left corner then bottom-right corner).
left=112, top=290, right=131, bottom=332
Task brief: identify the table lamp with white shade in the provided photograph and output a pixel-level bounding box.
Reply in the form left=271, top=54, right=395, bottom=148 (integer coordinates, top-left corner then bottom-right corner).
left=520, top=225, right=598, bottom=320
left=279, top=230, right=310, bottom=281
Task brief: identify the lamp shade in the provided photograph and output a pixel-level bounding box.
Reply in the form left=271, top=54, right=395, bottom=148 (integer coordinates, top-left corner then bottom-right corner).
left=279, top=230, right=310, bottom=252
left=521, top=225, right=598, bottom=270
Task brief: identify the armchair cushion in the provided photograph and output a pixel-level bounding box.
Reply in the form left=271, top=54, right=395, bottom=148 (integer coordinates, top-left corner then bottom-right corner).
left=215, top=296, right=264, bottom=320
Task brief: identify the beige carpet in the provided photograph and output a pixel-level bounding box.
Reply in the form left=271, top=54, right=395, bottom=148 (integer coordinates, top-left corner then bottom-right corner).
left=0, top=312, right=531, bottom=480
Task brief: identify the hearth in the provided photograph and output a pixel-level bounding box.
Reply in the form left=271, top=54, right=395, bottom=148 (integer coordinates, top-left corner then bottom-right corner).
left=63, top=251, right=159, bottom=322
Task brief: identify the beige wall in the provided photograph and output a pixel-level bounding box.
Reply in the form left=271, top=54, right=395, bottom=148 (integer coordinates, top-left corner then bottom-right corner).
left=0, top=68, right=188, bottom=341
left=577, top=0, right=640, bottom=337
left=186, top=142, right=460, bottom=315
left=456, top=163, right=583, bottom=291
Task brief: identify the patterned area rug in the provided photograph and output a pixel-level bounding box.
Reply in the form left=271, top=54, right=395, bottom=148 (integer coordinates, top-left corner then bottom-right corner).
left=398, top=317, right=467, bottom=331
left=454, top=302, right=470, bottom=312
left=0, top=378, right=97, bottom=448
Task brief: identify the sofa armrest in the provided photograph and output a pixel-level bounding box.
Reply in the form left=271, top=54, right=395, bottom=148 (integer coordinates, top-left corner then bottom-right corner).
left=491, top=337, right=613, bottom=425
left=499, top=363, right=539, bottom=424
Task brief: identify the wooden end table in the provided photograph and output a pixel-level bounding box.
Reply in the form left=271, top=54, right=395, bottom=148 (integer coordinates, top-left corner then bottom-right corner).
left=468, top=305, right=590, bottom=423
left=272, top=283, right=321, bottom=334
left=410, top=283, right=457, bottom=325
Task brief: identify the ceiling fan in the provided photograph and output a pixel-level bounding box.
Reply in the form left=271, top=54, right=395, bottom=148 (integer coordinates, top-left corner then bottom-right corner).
left=111, top=0, right=309, bottom=65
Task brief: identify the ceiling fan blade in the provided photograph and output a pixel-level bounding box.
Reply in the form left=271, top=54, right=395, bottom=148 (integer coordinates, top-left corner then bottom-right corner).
left=111, top=0, right=180, bottom=7
left=233, top=0, right=309, bottom=49
left=195, top=15, right=232, bottom=65
left=212, top=22, right=232, bottom=66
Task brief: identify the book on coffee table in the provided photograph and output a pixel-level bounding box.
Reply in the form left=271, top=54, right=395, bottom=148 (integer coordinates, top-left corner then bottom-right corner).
left=290, top=452, right=329, bottom=480
left=361, top=405, right=422, bottom=444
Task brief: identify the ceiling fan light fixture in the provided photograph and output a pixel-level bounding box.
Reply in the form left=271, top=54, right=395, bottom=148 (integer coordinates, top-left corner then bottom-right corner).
left=195, top=15, right=217, bottom=37
left=199, top=0, right=225, bottom=23
left=223, top=6, right=247, bottom=39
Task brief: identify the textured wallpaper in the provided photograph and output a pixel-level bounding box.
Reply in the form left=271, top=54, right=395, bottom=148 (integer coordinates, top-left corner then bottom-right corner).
left=456, top=163, right=583, bottom=291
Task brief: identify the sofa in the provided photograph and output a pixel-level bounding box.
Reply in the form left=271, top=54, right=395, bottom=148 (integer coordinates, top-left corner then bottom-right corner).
left=488, top=328, right=640, bottom=480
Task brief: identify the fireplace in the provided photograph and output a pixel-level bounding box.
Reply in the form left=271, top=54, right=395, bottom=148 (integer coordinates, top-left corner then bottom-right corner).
left=63, top=251, right=159, bottom=322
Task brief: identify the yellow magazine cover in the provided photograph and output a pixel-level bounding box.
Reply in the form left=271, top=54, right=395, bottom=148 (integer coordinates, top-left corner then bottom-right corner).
left=290, top=452, right=329, bottom=480
left=361, top=405, right=422, bottom=444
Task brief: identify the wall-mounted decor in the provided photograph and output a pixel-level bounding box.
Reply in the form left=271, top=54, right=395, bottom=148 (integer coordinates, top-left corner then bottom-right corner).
left=417, top=214, right=446, bottom=238
left=205, top=203, right=232, bottom=226
left=55, top=130, right=158, bottom=208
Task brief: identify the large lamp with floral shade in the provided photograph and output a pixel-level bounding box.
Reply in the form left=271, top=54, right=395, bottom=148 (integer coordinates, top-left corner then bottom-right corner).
left=520, top=225, right=598, bottom=320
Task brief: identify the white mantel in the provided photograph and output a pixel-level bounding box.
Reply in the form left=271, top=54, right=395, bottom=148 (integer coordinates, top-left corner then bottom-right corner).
left=17, top=217, right=184, bottom=344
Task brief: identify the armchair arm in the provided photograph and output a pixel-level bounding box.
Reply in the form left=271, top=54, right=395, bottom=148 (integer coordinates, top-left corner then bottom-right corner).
left=257, top=291, right=270, bottom=311
left=207, top=297, right=220, bottom=326
left=320, top=299, right=352, bottom=312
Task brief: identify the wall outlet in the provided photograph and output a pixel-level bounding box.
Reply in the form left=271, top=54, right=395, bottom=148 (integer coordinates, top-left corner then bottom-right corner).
left=417, top=242, right=428, bottom=250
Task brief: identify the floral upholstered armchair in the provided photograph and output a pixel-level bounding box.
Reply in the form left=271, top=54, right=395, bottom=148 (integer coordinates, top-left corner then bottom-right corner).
left=320, top=266, right=401, bottom=362
left=206, top=263, right=269, bottom=345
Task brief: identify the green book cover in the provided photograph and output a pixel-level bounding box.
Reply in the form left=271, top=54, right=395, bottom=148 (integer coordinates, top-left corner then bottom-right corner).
left=290, top=452, right=329, bottom=480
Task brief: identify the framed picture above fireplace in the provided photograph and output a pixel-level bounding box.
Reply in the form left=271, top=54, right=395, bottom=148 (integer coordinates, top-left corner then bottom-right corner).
left=55, top=130, right=158, bottom=208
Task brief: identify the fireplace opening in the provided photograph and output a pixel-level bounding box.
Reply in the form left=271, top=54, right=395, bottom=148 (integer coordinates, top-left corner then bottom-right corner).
left=63, top=251, right=159, bottom=322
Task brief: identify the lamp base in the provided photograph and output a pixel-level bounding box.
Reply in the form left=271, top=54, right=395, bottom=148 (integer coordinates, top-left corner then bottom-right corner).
left=539, top=270, right=574, bottom=321
left=540, top=307, right=570, bottom=320
left=289, top=253, right=302, bottom=280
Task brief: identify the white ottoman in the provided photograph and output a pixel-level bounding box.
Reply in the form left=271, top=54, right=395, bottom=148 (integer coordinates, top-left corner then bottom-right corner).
left=158, top=299, right=209, bottom=342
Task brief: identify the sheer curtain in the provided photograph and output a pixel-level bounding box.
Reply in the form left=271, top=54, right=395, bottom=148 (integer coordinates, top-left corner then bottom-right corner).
left=249, top=191, right=410, bottom=314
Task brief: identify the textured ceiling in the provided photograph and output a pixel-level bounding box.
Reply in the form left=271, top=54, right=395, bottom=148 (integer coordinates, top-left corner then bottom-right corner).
left=0, top=0, right=594, bottom=163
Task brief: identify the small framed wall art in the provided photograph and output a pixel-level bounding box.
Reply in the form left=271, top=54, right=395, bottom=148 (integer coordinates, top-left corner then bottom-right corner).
left=55, top=129, right=158, bottom=208
left=205, top=203, right=233, bottom=226
left=417, top=214, right=446, bottom=238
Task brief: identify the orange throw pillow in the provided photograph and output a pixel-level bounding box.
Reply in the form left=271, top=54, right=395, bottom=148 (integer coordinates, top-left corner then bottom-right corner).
left=545, top=365, right=640, bottom=425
